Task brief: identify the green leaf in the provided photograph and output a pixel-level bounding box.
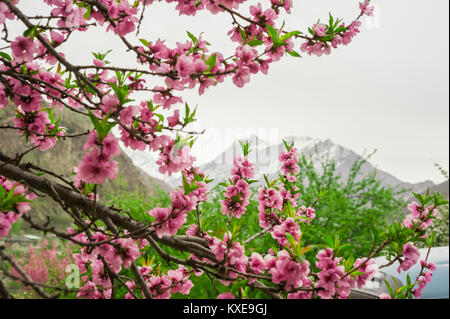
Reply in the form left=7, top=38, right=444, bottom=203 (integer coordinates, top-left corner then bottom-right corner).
left=280, top=30, right=302, bottom=42
left=186, top=31, right=198, bottom=45
left=239, top=28, right=247, bottom=44
left=0, top=52, right=12, bottom=61
left=23, top=25, right=40, bottom=39
left=285, top=232, right=296, bottom=248
left=282, top=139, right=294, bottom=151
left=285, top=201, right=294, bottom=218
left=286, top=50, right=302, bottom=58
left=154, top=113, right=164, bottom=123
left=108, top=82, right=129, bottom=105
left=87, top=110, right=103, bottom=137
left=248, top=40, right=264, bottom=47
left=322, top=233, right=334, bottom=247
left=263, top=174, right=271, bottom=187
left=329, top=13, right=334, bottom=30
left=0, top=185, right=6, bottom=200
left=238, top=139, right=251, bottom=157
left=351, top=270, right=367, bottom=277
left=266, top=24, right=279, bottom=42
left=139, top=38, right=149, bottom=47
left=205, top=54, right=216, bottom=72
left=84, top=4, right=92, bottom=19
left=334, top=26, right=347, bottom=33
left=384, top=279, right=394, bottom=296
left=47, top=109, right=55, bottom=123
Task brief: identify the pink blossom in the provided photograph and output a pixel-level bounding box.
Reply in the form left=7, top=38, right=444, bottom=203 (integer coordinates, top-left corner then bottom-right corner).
left=176, top=54, right=194, bottom=78
left=217, top=292, right=235, bottom=299
left=167, top=109, right=180, bottom=127
left=313, top=23, right=327, bottom=37
left=402, top=242, right=420, bottom=262
left=148, top=207, right=171, bottom=238
left=269, top=251, right=310, bottom=291
left=0, top=3, right=14, bottom=24
left=250, top=253, right=266, bottom=274
left=359, top=0, right=375, bottom=16
left=100, top=94, right=120, bottom=114
left=77, top=149, right=118, bottom=184
left=232, top=67, right=251, bottom=88
left=353, top=257, right=378, bottom=288
left=11, top=36, right=37, bottom=63
left=231, top=156, right=255, bottom=179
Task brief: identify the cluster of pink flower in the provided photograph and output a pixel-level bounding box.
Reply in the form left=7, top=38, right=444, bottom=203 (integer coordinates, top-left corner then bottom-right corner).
left=43, top=0, right=140, bottom=35
left=1, top=64, right=66, bottom=152
left=300, top=1, right=374, bottom=57
left=269, top=250, right=311, bottom=292
left=220, top=156, right=254, bottom=219
left=413, top=260, right=436, bottom=299
left=76, top=131, right=120, bottom=185
left=0, top=176, right=36, bottom=239
left=148, top=166, right=209, bottom=239
left=136, top=32, right=225, bottom=95
left=118, top=102, right=160, bottom=150
left=125, top=265, right=194, bottom=299
left=124, top=264, right=193, bottom=299
left=77, top=260, right=193, bottom=299
left=70, top=229, right=141, bottom=299
left=12, top=109, right=60, bottom=151
left=186, top=227, right=251, bottom=284
left=271, top=217, right=300, bottom=246
left=257, top=187, right=283, bottom=228
left=353, top=257, right=378, bottom=289
left=0, top=1, right=14, bottom=25
left=12, top=240, right=74, bottom=288
left=403, top=202, right=436, bottom=233
left=155, top=139, right=196, bottom=176
left=149, top=178, right=205, bottom=239
left=258, top=186, right=309, bottom=247
left=257, top=147, right=318, bottom=248
left=208, top=232, right=248, bottom=283
left=279, top=147, right=300, bottom=179
left=314, top=248, right=376, bottom=299
left=167, top=0, right=248, bottom=16
left=397, top=242, right=420, bottom=273
left=249, top=249, right=312, bottom=297
left=216, top=292, right=236, bottom=299
left=295, top=205, right=316, bottom=224
left=182, top=166, right=210, bottom=204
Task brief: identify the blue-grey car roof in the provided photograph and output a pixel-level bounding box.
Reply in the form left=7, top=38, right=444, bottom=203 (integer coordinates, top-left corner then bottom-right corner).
left=374, top=246, right=449, bottom=299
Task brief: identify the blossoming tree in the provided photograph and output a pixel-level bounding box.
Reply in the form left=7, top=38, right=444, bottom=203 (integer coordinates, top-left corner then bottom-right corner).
left=0, top=0, right=446, bottom=299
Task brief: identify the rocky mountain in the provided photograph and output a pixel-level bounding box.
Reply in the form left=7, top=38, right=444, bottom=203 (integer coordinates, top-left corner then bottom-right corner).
left=127, top=134, right=437, bottom=198
left=0, top=106, right=170, bottom=229
left=196, top=135, right=436, bottom=195
left=406, top=179, right=449, bottom=202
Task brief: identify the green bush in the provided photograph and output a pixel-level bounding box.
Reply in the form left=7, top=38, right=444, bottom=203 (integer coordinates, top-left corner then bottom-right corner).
left=103, top=152, right=415, bottom=298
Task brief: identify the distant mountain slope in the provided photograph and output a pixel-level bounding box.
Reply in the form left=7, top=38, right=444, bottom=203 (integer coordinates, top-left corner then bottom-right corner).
left=0, top=106, right=170, bottom=229
left=406, top=180, right=449, bottom=202
left=195, top=135, right=436, bottom=196
left=120, top=130, right=438, bottom=198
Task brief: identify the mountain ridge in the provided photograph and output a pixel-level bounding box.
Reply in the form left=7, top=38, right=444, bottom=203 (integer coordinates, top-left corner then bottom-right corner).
left=142, top=135, right=439, bottom=197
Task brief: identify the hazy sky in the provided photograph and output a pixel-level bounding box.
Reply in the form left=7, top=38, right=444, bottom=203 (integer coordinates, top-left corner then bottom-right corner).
left=8, top=0, right=450, bottom=184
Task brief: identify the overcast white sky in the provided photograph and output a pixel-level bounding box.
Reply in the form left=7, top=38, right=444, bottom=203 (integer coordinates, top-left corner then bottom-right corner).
left=10, top=0, right=450, bottom=184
